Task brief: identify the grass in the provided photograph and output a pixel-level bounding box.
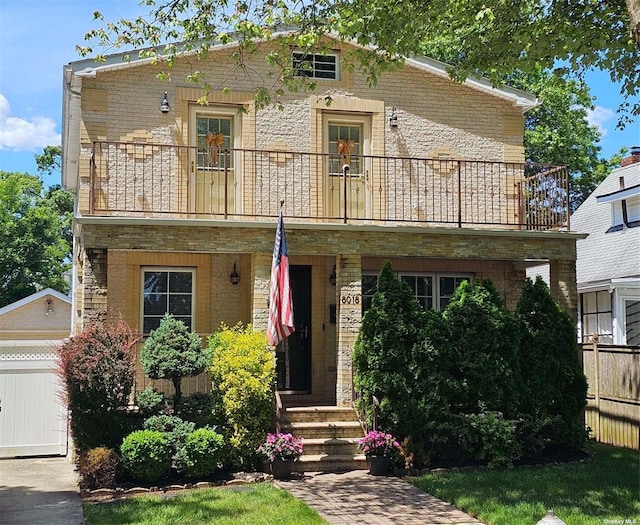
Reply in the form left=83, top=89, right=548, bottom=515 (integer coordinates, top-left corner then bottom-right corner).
left=409, top=442, right=640, bottom=525
left=83, top=482, right=328, bottom=525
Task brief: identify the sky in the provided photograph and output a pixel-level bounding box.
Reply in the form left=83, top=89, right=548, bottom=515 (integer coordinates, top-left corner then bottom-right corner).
left=1, top=0, right=639, bottom=190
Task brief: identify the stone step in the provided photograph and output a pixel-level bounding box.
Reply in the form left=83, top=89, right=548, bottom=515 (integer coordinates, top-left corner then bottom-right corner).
left=282, top=421, right=363, bottom=440
left=293, top=454, right=368, bottom=473
left=282, top=406, right=360, bottom=424
left=301, top=437, right=361, bottom=456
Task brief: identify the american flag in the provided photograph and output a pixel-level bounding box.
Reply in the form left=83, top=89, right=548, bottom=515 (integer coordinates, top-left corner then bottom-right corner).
left=267, top=210, right=295, bottom=346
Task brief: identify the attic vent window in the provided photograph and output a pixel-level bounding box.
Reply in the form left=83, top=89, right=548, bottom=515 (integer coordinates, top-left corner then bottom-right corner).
left=293, top=52, right=339, bottom=80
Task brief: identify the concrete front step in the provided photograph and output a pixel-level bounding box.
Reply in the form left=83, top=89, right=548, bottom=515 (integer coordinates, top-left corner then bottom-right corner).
left=301, top=437, right=361, bottom=456
left=282, top=421, right=363, bottom=439
left=293, top=453, right=368, bottom=472
left=283, top=406, right=361, bottom=423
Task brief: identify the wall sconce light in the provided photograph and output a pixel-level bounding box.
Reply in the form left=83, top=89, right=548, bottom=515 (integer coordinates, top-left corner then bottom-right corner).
left=389, top=106, right=398, bottom=128
left=329, top=265, right=337, bottom=286
left=160, top=91, right=171, bottom=114
left=229, top=263, right=240, bottom=285
left=45, top=297, right=54, bottom=316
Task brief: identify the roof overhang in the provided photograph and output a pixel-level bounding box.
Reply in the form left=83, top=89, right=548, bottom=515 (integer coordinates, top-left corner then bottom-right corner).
left=596, top=183, right=640, bottom=204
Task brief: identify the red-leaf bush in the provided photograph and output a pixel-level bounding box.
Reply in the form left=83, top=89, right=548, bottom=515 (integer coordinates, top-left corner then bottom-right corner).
left=55, top=316, right=139, bottom=452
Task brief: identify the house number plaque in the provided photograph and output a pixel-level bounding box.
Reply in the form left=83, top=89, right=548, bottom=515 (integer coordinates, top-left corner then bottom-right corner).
left=340, top=294, right=361, bottom=305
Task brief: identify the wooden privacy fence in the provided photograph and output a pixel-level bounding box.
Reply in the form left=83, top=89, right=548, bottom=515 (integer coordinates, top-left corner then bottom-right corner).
left=582, top=341, right=640, bottom=449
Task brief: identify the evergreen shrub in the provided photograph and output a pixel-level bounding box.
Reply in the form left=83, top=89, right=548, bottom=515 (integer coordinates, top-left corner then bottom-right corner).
left=120, top=430, right=172, bottom=483
left=141, top=314, right=211, bottom=409
left=180, top=427, right=225, bottom=477
left=516, top=276, right=588, bottom=454
left=353, top=261, right=427, bottom=446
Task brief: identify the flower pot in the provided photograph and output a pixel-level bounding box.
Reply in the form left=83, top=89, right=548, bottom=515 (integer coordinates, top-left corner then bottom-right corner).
left=270, top=458, right=293, bottom=479
left=366, top=455, right=390, bottom=476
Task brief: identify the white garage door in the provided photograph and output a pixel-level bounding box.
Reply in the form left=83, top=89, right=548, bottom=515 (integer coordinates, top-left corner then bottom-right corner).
left=0, top=342, right=68, bottom=458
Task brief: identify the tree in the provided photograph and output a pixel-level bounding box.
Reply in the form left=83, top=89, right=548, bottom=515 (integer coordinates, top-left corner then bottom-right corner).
left=141, top=314, right=211, bottom=409
left=353, top=261, right=428, bottom=441
left=35, top=145, right=62, bottom=177
left=0, top=171, right=73, bottom=307
left=506, top=69, right=614, bottom=210
left=516, top=277, right=588, bottom=453
left=442, top=279, right=522, bottom=417
left=80, top=0, right=639, bottom=122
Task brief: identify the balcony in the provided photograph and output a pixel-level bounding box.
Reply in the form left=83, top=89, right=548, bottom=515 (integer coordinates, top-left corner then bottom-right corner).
left=86, top=141, right=569, bottom=231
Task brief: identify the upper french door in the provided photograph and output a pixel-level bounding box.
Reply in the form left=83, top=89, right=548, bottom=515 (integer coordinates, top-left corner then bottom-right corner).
left=191, top=107, right=241, bottom=215
left=324, top=114, right=371, bottom=220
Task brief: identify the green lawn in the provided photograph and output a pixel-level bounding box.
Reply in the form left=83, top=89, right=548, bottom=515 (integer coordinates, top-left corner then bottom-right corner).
left=409, top=443, right=640, bottom=525
left=83, top=482, right=328, bottom=525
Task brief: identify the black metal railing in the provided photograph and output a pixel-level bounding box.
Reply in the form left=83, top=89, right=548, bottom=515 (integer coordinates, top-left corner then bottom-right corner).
left=87, top=141, right=569, bottom=230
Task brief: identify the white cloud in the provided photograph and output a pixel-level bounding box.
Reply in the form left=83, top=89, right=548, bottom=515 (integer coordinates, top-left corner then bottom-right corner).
left=585, top=105, right=616, bottom=136
left=0, top=94, right=61, bottom=151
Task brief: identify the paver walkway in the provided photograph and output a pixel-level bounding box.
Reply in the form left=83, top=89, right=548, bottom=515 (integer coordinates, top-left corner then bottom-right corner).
left=276, top=470, right=483, bottom=525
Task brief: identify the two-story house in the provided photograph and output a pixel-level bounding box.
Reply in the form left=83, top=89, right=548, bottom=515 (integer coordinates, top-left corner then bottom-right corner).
left=62, top=36, right=582, bottom=411
left=573, top=148, right=640, bottom=345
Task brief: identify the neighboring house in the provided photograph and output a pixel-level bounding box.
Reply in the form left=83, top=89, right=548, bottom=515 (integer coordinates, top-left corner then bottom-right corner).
left=0, top=288, right=71, bottom=457
left=61, top=36, right=583, bottom=408
left=573, top=149, right=640, bottom=345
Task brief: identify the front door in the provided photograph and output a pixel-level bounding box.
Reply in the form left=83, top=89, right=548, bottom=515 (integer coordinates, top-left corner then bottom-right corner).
left=276, top=265, right=312, bottom=393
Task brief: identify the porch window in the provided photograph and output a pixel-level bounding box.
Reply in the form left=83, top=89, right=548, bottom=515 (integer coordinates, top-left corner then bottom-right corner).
left=362, top=272, right=472, bottom=313
left=142, top=268, right=194, bottom=334
left=580, top=290, right=612, bottom=343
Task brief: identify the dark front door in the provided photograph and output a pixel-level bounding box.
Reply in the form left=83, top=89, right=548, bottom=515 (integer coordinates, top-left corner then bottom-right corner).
left=276, top=265, right=312, bottom=393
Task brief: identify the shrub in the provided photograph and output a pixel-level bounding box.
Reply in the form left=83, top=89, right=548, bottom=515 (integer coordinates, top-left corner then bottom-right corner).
left=457, top=405, right=522, bottom=468
left=177, top=392, right=217, bottom=427
left=443, top=279, right=522, bottom=417
left=180, top=427, right=225, bottom=477
left=141, top=314, right=211, bottom=409
left=120, top=430, right=172, bottom=483
left=208, top=323, right=274, bottom=469
left=143, top=415, right=195, bottom=471
left=76, top=447, right=120, bottom=490
left=54, top=316, right=138, bottom=452
left=135, top=387, right=168, bottom=417
left=353, top=261, right=428, bottom=443
left=516, top=277, right=588, bottom=453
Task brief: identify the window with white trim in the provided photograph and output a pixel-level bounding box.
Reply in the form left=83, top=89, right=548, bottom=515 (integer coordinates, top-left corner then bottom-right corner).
left=142, top=268, right=195, bottom=334
left=362, top=272, right=472, bottom=313
left=580, top=290, right=612, bottom=343
left=293, top=51, right=339, bottom=80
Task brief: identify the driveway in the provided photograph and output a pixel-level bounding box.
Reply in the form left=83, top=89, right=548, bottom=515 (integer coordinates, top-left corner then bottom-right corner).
left=0, top=456, right=84, bottom=525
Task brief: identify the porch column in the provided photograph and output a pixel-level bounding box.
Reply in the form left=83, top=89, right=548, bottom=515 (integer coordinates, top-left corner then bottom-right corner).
left=549, top=258, right=578, bottom=324
left=250, top=252, right=272, bottom=332
left=336, top=254, right=362, bottom=407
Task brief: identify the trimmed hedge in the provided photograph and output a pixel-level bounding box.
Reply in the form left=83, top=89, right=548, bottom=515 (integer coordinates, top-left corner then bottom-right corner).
left=120, top=430, right=172, bottom=483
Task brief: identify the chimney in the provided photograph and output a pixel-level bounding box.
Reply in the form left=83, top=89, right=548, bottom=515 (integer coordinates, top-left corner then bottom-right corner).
left=620, top=146, right=640, bottom=167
